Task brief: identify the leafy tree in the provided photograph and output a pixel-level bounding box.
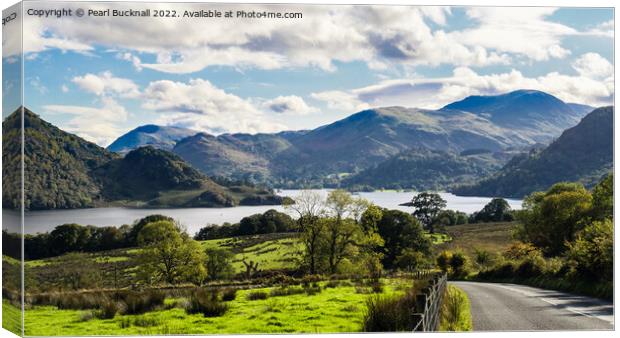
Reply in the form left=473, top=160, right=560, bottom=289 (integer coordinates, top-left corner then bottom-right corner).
left=395, top=248, right=430, bottom=271
left=376, top=209, right=430, bottom=268
left=137, top=220, right=206, bottom=285
left=591, top=173, right=613, bottom=221
left=49, top=223, right=91, bottom=255
left=434, top=209, right=468, bottom=226
left=471, top=198, right=514, bottom=223
left=567, top=219, right=613, bottom=282
left=204, top=248, right=234, bottom=280
left=516, top=182, right=593, bottom=255
left=128, top=215, right=174, bottom=246
left=410, top=192, right=446, bottom=233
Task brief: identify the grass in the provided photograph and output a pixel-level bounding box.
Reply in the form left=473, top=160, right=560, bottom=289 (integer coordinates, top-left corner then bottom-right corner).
left=22, top=279, right=411, bottom=335
left=434, top=222, right=517, bottom=257
left=200, top=234, right=302, bottom=273
left=3, top=300, right=22, bottom=336
left=439, top=285, right=472, bottom=331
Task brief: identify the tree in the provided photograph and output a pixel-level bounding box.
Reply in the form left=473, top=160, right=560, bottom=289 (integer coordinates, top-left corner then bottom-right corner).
left=137, top=220, right=206, bottom=285
left=410, top=192, right=446, bottom=233
left=204, top=248, right=234, bottom=280
left=49, top=223, right=91, bottom=255
left=128, top=214, right=174, bottom=246
left=591, top=173, right=613, bottom=221
left=472, top=198, right=513, bottom=223
left=285, top=190, right=326, bottom=274
left=376, top=209, right=430, bottom=268
left=567, top=219, right=613, bottom=282
left=516, top=182, right=593, bottom=255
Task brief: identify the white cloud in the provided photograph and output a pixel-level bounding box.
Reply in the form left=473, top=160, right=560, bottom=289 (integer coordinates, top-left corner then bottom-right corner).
left=262, top=95, right=316, bottom=115
left=572, top=53, right=613, bottom=79
left=142, top=79, right=286, bottom=134
left=61, top=84, right=69, bottom=93
left=72, top=72, right=140, bottom=98
left=43, top=97, right=128, bottom=146
left=312, top=66, right=613, bottom=111
left=16, top=3, right=594, bottom=73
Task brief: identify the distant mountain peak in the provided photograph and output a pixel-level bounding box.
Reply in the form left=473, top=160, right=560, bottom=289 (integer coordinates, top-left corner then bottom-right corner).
left=107, top=124, right=197, bottom=154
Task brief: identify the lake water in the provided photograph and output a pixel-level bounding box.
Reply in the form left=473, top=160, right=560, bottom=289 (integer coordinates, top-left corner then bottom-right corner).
left=5, top=190, right=522, bottom=235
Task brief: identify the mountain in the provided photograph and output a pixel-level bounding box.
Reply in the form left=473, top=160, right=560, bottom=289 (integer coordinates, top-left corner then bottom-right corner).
left=270, top=106, right=530, bottom=185
left=172, top=132, right=298, bottom=182
left=107, top=124, right=197, bottom=154
left=442, top=90, right=593, bottom=143
left=2, top=108, right=118, bottom=210
left=2, top=108, right=286, bottom=210
left=453, top=106, right=613, bottom=198
left=342, top=148, right=508, bottom=191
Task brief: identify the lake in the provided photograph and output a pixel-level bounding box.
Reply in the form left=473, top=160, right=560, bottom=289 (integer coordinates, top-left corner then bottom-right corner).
left=5, top=190, right=522, bottom=235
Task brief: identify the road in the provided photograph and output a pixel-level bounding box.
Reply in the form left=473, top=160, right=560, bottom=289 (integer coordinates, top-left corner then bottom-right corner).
left=451, top=281, right=614, bottom=331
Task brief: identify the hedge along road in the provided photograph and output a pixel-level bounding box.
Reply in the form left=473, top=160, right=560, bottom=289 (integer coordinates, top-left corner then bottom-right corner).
left=451, top=282, right=613, bottom=331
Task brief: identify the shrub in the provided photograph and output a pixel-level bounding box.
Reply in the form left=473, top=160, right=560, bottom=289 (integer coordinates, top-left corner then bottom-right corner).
left=121, top=290, right=165, bottom=315
left=436, top=251, right=452, bottom=272
left=270, top=286, right=304, bottom=297
left=185, top=288, right=229, bottom=317
left=325, top=280, right=341, bottom=288
left=246, top=291, right=269, bottom=301
left=304, top=285, right=322, bottom=296
left=221, top=288, right=237, bottom=302
left=78, top=311, right=95, bottom=322
left=55, top=293, right=103, bottom=310
left=515, top=257, right=544, bottom=278
left=449, top=251, right=468, bottom=278
left=371, top=283, right=384, bottom=294
left=96, top=301, right=118, bottom=319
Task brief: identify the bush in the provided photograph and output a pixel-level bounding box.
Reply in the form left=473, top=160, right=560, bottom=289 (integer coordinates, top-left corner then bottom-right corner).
left=270, top=286, right=304, bottom=297
left=221, top=288, right=237, bottom=302
left=304, top=285, right=322, bottom=296
left=515, top=257, right=544, bottom=278
left=96, top=300, right=118, bottom=319
left=247, top=291, right=269, bottom=301
left=449, top=251, right=468, bottom=278
left=185, top=289, right=229, bottom=317
left=121, top=290, right=165, bottom=315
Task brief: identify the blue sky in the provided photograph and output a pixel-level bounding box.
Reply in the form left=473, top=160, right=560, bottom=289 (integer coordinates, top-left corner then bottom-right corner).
left=2, top=3, right=614, bottom=146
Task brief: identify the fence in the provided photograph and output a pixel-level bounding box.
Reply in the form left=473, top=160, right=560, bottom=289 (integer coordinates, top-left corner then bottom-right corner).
left=412, top=271, right=448, bottom=332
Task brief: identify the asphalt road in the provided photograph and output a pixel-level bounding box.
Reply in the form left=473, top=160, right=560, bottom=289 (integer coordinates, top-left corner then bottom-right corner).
left=451, top=281, right=614, bottom=331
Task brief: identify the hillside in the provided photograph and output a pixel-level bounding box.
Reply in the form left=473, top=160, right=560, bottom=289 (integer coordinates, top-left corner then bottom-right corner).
left=442, top=89, right=592, bottom=143
left=3, top=108, right=118, bottom=210
left=107, top=124, right=197, bottom=154
left=342, top=148, right=507, bottom=191
left=172, top=132, right=294, bottom=182
left=2, top=108, right=286, bottom=210
left=454, top=106, right=613, bottom=198
left=271, top=107, right=530, bottom=185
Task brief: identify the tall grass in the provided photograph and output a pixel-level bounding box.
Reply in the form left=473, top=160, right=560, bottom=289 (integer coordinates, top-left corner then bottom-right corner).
left=439, top=286, right=472, bottom=331
left=185, top=288, right=229, bottom=317
left=362, top=290, right=418, bottom=331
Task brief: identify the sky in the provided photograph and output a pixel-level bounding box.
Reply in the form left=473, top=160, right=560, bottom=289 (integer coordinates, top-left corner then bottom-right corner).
left=1, top=2, right=614, bottom=146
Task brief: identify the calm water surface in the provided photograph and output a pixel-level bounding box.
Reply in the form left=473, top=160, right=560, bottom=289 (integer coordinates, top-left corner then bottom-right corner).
left=5, top=190, right=522, bottom=235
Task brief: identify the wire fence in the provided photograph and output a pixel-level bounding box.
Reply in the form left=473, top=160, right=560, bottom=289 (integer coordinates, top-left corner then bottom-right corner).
left=412, top=271, right=448, bottom=331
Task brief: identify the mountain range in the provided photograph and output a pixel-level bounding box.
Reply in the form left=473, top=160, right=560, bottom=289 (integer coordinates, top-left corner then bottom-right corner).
left=105, top=89, right=600, bottom=194
left=1, top=108, right=287, bottom=210
left=453, top=106, right=613, bottom=198
left=107, top=124, right=197, bottom=154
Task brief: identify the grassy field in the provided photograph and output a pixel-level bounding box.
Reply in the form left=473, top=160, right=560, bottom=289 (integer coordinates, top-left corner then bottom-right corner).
left=2, top=300, right=22, bottom=336
left=434, top=222, right=518, bottom=257
left=20, top=279, right=413, bottom=335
